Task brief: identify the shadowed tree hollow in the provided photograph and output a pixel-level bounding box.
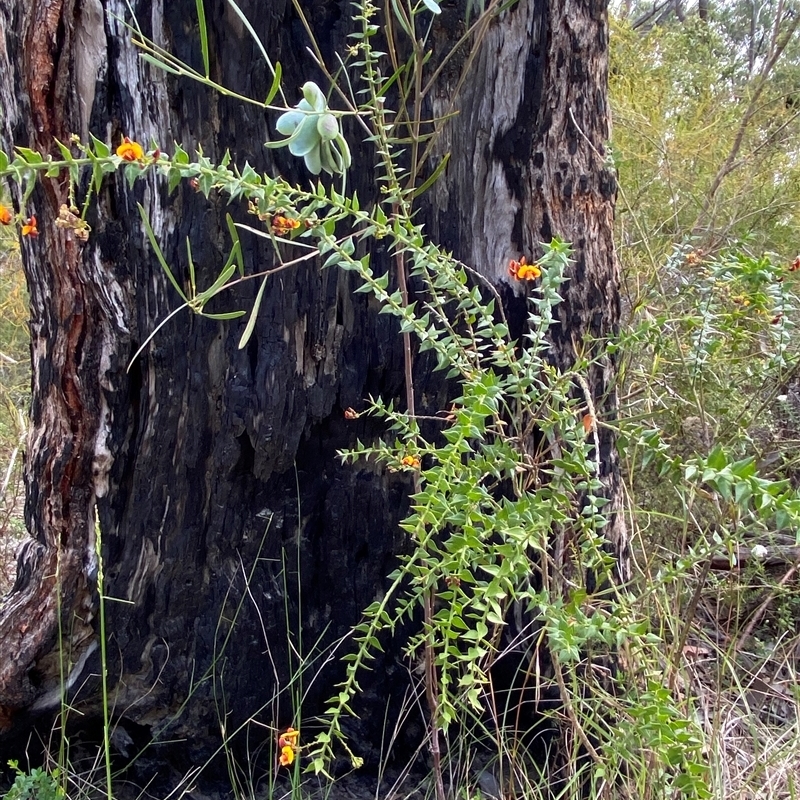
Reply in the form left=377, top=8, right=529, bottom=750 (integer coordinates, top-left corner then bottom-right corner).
left=0, top=0, right=625, bottom=789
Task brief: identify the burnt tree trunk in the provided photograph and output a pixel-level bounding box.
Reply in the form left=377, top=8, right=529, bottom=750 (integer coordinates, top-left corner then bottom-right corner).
left=0, top=0, right=624, bottom=787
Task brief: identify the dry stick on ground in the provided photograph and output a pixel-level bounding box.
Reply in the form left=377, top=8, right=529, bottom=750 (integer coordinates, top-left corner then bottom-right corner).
left=709, top=545, right=800, bottom=571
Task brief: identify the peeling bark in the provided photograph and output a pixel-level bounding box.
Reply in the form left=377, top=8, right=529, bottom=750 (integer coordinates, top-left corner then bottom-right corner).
left=1, top=0, right=104, bottom=722
left=0, top=0, right=625, bottom=783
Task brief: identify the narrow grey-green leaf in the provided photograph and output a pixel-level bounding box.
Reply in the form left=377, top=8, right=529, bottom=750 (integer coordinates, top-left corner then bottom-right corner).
left=265, top=61, right=282, bottom=105
left=225, top=214, right=245, bottom=276
left=197, top=262, right=236, bottom=305
left=238, top=273, right=269, bottom=349
left=139, top=52, right=183, bottom=76
left=413, top=152, right=450, bottom=198
left=202, top=310, right=247, bottom=320
left=137, top=203, right=188, bottom=302
left=186, top=237, right=197, bottom=298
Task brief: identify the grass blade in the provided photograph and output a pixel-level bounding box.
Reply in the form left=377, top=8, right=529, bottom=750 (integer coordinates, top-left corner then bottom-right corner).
left=196, top=0, right=210, bottom=78
left=186, top=237, right=197, bottom=298
left=127, top=302, right=190, bottom=371
left=227, top=0, right=281, bottom=100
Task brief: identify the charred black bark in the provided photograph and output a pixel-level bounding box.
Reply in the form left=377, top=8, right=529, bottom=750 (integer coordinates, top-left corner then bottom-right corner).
left=0, top=0, right=625, bottom=788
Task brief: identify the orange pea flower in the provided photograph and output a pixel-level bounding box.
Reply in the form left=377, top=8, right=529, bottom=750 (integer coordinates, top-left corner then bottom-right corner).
left=508, top=256, right=541, bottom=281
left=344, top=407, right=360, bottom=419
left=21, top=216, right=38, bottom=237
left=271, top=215, right=301, bottom=236
left=790, top=256, right=800, bottom=272
left=0, top=204, right=12, bottom=225
left=401, top=455, right=421, bottom=469
left=277, top=726, right=299, bottom=767
left=116, top=136, right=144, bottom=162
left=278, top=726, right=300, bottom=746
left=684, top=251, right=703, bottom=265
left=279, top=745, right=295, bottom=767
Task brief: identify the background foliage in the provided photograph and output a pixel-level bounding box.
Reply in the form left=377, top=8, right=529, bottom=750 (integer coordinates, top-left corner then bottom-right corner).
left=610, top=4, right=800, bottom=798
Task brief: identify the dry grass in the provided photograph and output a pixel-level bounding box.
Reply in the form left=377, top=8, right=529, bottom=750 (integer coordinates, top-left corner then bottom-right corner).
left=0, top=237, right=29, bottom=596
left=685, top=633, right=800, bottom=800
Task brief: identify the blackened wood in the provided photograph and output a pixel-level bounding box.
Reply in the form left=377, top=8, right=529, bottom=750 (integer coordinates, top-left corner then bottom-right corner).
left=0, top=0, right=625, bottom=781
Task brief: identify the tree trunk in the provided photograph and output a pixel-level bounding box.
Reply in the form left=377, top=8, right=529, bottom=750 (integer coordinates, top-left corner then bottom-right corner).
left=0, top=0, right=624, bottom=789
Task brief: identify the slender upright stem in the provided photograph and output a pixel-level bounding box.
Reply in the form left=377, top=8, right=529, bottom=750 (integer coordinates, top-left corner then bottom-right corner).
left=94, top=517, right=113, bottom=800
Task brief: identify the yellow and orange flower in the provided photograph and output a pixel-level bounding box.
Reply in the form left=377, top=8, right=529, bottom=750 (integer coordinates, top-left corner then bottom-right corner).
left=21, top=216, right=38, bottom=237
left=401, top=455, right=421, bottom=469
left=279, top=745, right=295, bottom=767
left=279, top=727, right=300, bottom=746
left=278, top=727, right=299, bottom=768
left=271, top=215, right=301, bottom=236
left=0, top=204, right=12, bottom=225
left=684, top=250, right=703, bottom=266
left=508, top=256, right=541, bottom=281
left=116, top=136, right=144, bottom=162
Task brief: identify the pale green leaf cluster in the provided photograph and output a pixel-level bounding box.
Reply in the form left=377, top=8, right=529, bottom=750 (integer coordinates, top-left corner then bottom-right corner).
left=269, top=82, right=352, bottom=175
